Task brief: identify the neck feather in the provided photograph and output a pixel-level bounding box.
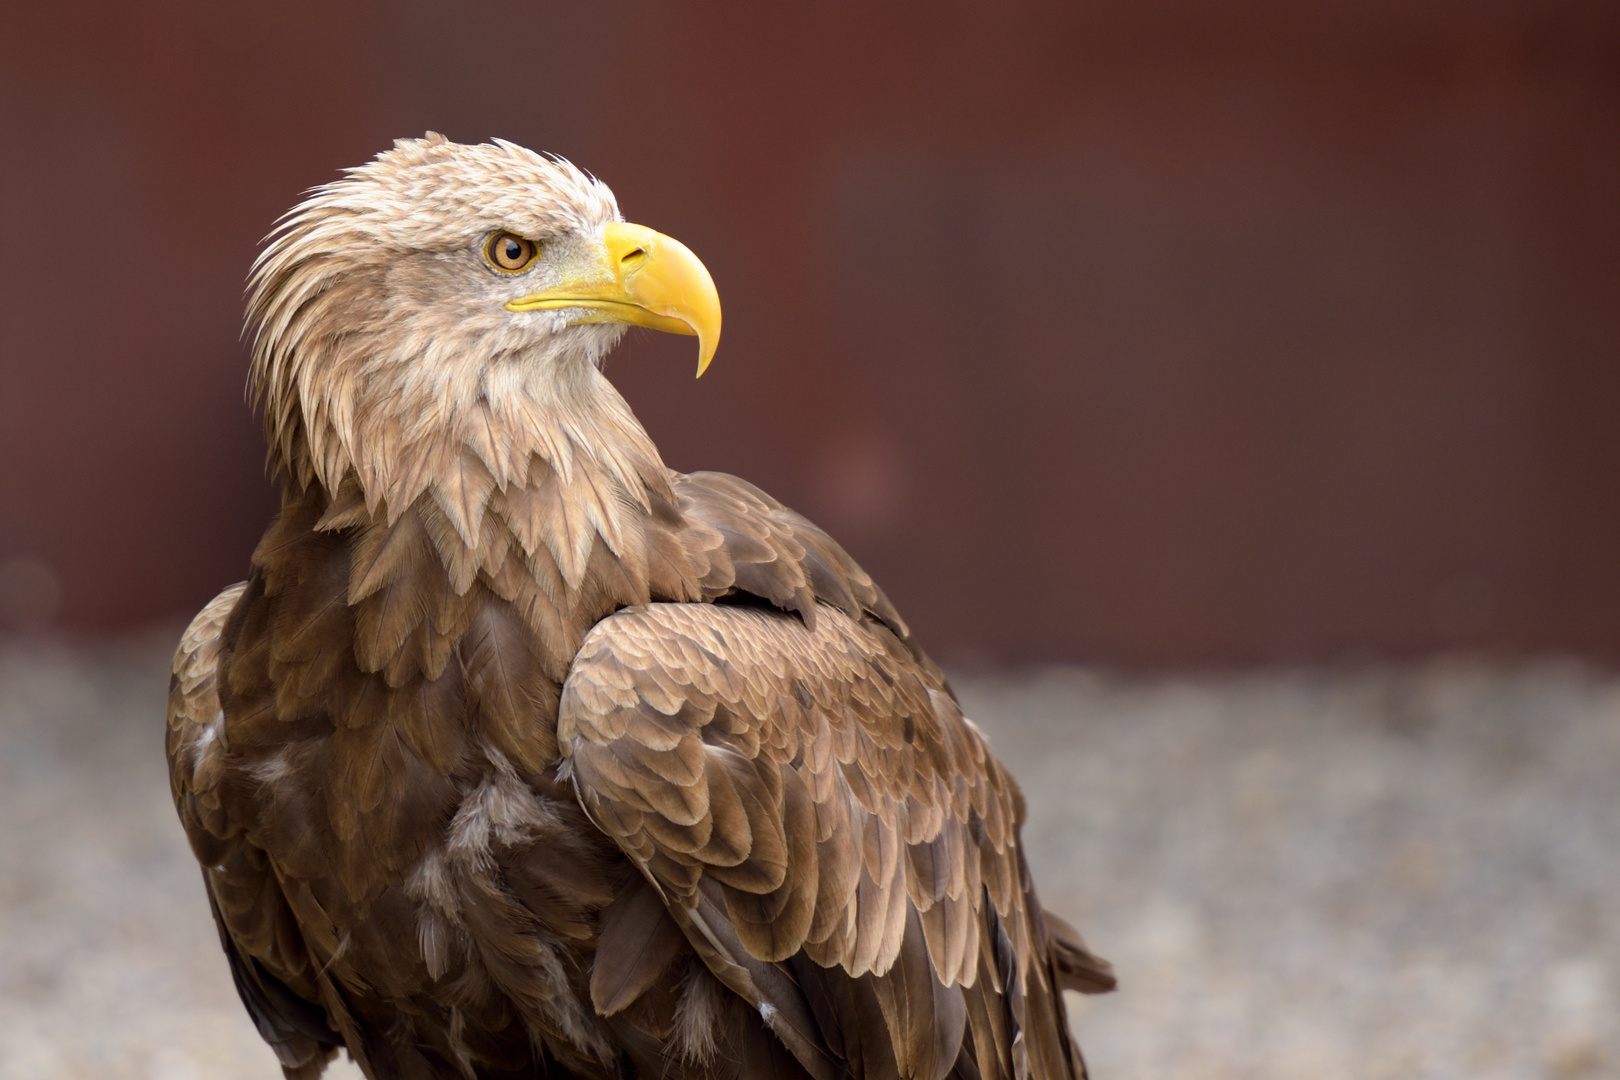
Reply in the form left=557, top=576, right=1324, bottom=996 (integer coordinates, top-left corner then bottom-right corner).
left=274, top=340, right=672, bottom=599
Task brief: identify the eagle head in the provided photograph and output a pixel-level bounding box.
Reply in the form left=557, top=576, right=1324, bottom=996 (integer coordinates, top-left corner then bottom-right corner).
left=243, top=133, right=719, bottom=504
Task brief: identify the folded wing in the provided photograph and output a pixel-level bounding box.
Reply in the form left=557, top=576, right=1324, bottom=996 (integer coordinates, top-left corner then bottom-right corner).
left=559, top=601, right=1099, bottom=1080
left=167, top=583, right=347, bottom=1080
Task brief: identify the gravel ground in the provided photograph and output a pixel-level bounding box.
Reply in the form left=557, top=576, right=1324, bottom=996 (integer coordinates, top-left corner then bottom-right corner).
left=0, top=635, right=1615, bottom=1079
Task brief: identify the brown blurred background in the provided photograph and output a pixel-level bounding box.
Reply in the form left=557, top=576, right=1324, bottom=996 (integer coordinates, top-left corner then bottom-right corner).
left=2, top=0, right=1618, bottom=665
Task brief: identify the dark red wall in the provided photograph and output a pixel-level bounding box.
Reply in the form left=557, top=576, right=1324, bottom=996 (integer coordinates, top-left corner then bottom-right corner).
left=2, top=1, right=1618, bottom=664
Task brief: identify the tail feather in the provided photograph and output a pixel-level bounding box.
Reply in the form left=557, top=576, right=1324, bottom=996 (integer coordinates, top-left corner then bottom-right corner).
left=1042, top=913, right=1116, bottom=995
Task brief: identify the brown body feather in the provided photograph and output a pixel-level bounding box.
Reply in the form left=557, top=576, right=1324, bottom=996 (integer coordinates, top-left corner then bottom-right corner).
left=167, top=135, right=1110, bottom=1080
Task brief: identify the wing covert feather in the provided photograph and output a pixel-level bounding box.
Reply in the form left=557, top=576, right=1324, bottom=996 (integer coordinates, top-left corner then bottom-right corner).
left=670, top=472, right=914, bottom=648
left=560, top=603, right=1005, bottom=986
left=560, top=601, right=1087, bottom=1080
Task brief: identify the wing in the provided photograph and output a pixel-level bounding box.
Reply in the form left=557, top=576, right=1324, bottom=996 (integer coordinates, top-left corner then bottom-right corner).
left=559, top=601, right=1098, bottom=1080
left=167, top=583, right=344, bottom=1079
left=667, top=471, right=916, bottom=651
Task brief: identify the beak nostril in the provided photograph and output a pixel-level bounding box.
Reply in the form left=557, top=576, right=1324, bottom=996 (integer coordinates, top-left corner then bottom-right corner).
left=621, top=247, right=647, bottom=269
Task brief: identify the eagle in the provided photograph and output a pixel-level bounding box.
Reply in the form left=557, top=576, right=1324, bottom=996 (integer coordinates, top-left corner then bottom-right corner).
left=166, top=134, right=1113, bottom=1080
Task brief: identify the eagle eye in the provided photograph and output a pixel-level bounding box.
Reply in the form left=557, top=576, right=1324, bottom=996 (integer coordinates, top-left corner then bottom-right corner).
left=486, top=232, right=540, bottom=273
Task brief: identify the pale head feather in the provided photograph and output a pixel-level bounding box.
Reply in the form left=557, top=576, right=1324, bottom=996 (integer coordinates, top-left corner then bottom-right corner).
left=245, top=135, right=670, bottom=562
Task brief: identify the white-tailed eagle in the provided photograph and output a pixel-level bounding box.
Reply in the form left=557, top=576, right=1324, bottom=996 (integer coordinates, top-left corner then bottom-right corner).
left=167, top=134, right=1112, bottom=1080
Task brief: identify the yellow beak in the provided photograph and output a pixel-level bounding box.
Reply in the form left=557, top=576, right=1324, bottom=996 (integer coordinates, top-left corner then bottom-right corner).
left=506, top=222, right=722, bottom=376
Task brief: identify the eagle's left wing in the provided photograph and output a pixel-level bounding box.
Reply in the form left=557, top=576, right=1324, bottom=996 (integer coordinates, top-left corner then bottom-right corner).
left=558, top=601, right=1098, bottom=1080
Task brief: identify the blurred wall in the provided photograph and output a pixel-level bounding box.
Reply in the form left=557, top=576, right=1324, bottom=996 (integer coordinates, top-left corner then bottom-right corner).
left=1, top=1, right=1617, bottom=664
